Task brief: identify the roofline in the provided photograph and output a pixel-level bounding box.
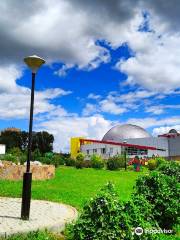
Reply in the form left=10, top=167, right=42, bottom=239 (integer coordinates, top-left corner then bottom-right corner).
left=158, top=133, right=180, bottom=138
left=80, top=138, right=165, bottom=151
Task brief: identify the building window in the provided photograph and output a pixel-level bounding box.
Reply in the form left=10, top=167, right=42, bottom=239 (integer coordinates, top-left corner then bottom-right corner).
left=101, top=148, right=106, bottom=154
left=87, top=150, right=89, bottom=155
left=110, top=148, right=113, bottom=154
left=125, top=147, right=148, bottom=156
left=93, top=149, right=97, bottom=153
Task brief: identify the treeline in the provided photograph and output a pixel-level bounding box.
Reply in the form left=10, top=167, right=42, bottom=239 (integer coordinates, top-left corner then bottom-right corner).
left=0, top=129, right=54, bottom=154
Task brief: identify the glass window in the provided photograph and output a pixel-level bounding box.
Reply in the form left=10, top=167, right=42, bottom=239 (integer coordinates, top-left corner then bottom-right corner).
left=125, top=146, right=148, bottom=155
left=93, top=149, right=97, bottom=153
left=101, top=148, right=106, bottom=154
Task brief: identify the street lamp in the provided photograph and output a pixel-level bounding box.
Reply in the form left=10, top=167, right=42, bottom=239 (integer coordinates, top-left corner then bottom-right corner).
left=123, top=141, right=127, bottom=170
left=21, top=55, right=45, bottom=220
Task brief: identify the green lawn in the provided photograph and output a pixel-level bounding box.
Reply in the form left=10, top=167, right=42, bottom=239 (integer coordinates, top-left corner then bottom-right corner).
left=0, top=166, right=147, bottom=210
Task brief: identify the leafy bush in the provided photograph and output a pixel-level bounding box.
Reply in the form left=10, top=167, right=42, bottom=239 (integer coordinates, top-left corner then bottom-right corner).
left=65, top=158, right=76, bottom=166
left=90, top=154, right=104, bottom=169
left=127, top=165, right=134, bottom=171
left=8, top=147, right=22, bottom=156
left=155, top=157, right=166, bottom=167
left=82, top=160, right=92, bottom=168
left=18, top=154, right=27, bottom=165
left=67, top=182, right=127, bottom=240
left=52, top=154, right=64, bottom=167
left=38, top=156, right=52, bottom=165
left=134, top=171, right=180, bottom=229
left=3, top=154, right=18, bottom=164
left=148, top=159, right=158, bottom=170
left=32, top=148, right=41, bottom=161
left=76, top=153, right=85, bottom=161
left=75, top=153, right=85, bottom=169
left=106, top=155, right=125, bottom=170
left=157, top=161, right=180, bottom=182
left=125, top=194, right=159, bottom=240
left=67, top=182, right=158, bottom=240
left=75, top=160, right=84, bottom=169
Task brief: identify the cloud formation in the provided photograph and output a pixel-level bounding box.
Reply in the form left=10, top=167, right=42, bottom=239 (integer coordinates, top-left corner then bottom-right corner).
left=0, top=65, right=71, bottom=119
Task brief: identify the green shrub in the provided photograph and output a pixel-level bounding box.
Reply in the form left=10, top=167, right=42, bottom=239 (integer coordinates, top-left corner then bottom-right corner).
left=82, top=160, right=92, bottom=168
left=57, top=156, right=65, bottom=166
left=134, top=171, right=180, bottom=229
left=75, top=153, right=85, bottom=169
left=76, top=153, right=85, bottom=161
left=106, top=155, right=125, bottom=170
left=38, top=156, right=52, bottom=165
left=157, top=161, right=180, bottom=182
left=125, top=194, right=159, bottom=239
left=155, top=157, right=166, bottom=167
left=67, top=182, right=127, bottom=240
left=18, top=154, right=27, bottom=165
left=3, top=154, right=18, bottom=164
left=75, top=160, right=84, bottom=169
left=148, top=159, right=158, bottom=170
left=127, top=165, right=134, bottom=171
left=51, top=154, right=64, bottom=167
left=32, top=148, right=41, bottom=161
left=8, top=147, right=22, bottom=156
left=158, top=235, right=180, bottom=240
left=67, top=182, right=158, bottom=240
left=90, top=154, right=104, bottom=169
left=65, top=158, right=76, bottom=166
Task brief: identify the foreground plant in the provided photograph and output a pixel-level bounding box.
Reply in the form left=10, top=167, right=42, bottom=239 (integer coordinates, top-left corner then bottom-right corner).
left=66, top=182, right=158, bottom=240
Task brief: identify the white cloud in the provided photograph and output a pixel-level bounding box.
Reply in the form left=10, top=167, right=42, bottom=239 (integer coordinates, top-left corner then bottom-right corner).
left=0, top=65, right=22, bottom=93
left=54, top=64, right=74, bottom=77
left=100, top=99, right=126, bottom=115
left=145, top=104, right=180, bottom=115
left=153, top=125, right=180, bottom=136
left=0, top=0, right=141, bottom=68
left=36, top=114, right=114, bottom=152
left=117, top=28, right=180, bottom=91
left=0, top=65, right=71, bottom=119
left=108, top=89, right=157, bottom=103
left=87, top=93, right=101, bottom=100
left=126, top=116, right=180, bottom=129
left=82, top=103, right=97, bottom=116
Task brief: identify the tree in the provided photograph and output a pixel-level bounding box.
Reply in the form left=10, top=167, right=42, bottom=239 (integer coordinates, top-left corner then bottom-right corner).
left=0, top=130, right=21, bottom=151
left=32, top=131, right=54, bottom=154
left=19, top=131, right=29, bottom=151
left=0, top=129, right=54, bottom=154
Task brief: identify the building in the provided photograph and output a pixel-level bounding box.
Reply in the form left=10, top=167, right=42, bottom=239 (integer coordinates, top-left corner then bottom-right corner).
left=70, top=124, right=180, bottom=160
left=0, top=144, right=6, bottom=154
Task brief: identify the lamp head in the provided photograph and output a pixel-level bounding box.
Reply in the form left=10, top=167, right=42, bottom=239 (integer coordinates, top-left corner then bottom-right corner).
left=24, top=55, right=45, bottom=73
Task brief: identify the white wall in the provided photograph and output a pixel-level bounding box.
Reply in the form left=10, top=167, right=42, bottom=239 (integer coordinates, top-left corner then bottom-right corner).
left=0, top=144, right=6, bottom=154
left=81, top=143, right=122, bottom=159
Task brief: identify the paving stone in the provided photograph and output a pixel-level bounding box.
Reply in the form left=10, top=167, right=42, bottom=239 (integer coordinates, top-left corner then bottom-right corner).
left=0, top=197, right=78, bottom=237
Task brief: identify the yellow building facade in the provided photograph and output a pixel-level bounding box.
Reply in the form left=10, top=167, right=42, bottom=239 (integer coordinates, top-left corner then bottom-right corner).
left=70, top=137, right=84, bottom=159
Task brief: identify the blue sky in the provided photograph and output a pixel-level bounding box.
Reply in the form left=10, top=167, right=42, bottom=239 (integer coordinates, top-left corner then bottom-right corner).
left=0, top=0, right=180, bottom=151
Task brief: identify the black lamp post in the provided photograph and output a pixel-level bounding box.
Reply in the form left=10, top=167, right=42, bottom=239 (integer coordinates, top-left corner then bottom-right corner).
left=21, top=55, right=45, bottom=220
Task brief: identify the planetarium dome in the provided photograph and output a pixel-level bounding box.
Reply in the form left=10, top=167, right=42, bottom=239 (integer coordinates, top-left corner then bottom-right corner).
left=102, top=124, right=152, bottom=142
left=169, top=129, right=178, bottom=134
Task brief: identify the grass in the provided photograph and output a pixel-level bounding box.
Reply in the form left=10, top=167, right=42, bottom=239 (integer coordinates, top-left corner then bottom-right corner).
left=0, top=230, right=64, bottom=240
left=0, top=166, right=147, bottom=210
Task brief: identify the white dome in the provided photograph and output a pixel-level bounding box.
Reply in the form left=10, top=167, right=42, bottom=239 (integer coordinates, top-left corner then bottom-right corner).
left=102, top=124, right=151, bottom=142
